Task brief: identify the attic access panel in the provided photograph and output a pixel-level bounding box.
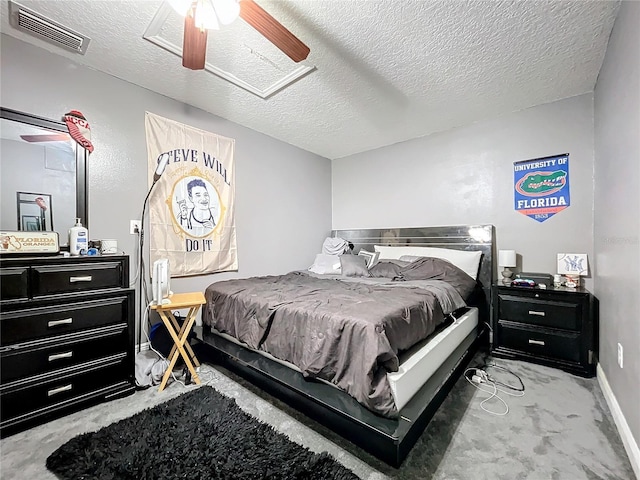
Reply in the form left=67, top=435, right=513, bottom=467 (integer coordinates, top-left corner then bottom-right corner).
left=143, top=2, right=315, bottom=99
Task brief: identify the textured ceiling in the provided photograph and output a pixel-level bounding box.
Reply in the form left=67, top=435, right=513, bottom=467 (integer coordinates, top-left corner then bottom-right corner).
left=0, top=0, right=620, bottom=159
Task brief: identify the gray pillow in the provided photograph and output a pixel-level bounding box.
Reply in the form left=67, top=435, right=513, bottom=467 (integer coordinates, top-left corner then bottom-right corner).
left=340, top=254, right=371, bottom=277
left=398, top=257, right=476, bottom=299
left=369, top=261, right=404, bottom=278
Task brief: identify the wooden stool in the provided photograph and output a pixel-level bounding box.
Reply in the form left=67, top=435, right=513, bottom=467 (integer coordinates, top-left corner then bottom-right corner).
left=151, top=291, right=206, bottom=392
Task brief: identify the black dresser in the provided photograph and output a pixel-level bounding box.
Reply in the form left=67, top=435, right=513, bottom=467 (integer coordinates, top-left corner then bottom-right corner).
left=491, top=283, right=597, bottom=377
left=0, top=254, right=135, bottom=436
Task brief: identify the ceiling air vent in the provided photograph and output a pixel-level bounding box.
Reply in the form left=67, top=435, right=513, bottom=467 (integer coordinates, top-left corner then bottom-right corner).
left=8, top=1, right=91, bottom=55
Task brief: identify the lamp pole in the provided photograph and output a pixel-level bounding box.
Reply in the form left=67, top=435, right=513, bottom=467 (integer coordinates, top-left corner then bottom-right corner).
left=136, top=155, right=171, bottom=352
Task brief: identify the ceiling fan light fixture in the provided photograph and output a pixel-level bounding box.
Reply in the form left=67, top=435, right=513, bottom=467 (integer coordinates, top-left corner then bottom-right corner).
left=167, top=0, right=191, bottom=16
left=193, top=0, right=239, bottom=30
left=211, top=0, right=240, bottom=25
left=194, top=0, right=220, bottom=30
left=173, top=0, right=239, bottom=30
left=171, top=0, right=309, bottom=71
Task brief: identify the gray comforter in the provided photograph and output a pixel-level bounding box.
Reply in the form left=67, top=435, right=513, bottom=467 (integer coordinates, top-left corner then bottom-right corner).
left=203, top=270, right=466, bottom=418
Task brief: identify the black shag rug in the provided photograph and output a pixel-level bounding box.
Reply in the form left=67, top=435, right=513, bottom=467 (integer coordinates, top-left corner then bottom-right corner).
left=46, top=386, right=358, bottom=480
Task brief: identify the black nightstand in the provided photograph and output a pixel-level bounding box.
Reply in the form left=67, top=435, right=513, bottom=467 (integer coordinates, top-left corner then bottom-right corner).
left=491, top=283, right=597, bottom=377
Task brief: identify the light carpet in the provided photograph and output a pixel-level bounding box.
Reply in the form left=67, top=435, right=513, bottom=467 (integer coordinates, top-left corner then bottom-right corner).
left=0, top=353, right=635, bottom=480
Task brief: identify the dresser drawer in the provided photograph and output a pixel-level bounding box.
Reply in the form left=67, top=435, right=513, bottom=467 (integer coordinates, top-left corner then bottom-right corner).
left=0, top=267, right=28, bottom=301
left=497, top=321, right=581, bottom=363
left=1, top=325, right=128, bottom=383
left=498, top=294, right=581, bottom=330
left=0, top=355, right=128, bottom=423
left=0, top=295, right=131, bottom=345
left=31, top=262, right=124, bottom=296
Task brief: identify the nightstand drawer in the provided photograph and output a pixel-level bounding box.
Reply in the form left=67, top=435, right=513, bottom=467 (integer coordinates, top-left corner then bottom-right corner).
left=497, top=322, right=581, bottom=363
left=31, top=262, right=124, bottom=296
left=0, top=325, right=128, bottom=383
left=0, top=295, right=130, bottom=345
left=498, top=294, right=580, bottom=330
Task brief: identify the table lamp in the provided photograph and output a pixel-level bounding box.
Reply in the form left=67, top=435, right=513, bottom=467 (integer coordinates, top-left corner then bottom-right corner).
left=498, top=250, right=517, bottom=284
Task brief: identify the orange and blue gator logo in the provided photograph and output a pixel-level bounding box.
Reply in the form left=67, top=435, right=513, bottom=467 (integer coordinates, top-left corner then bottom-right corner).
left=513, top=154, right=570, bottom=223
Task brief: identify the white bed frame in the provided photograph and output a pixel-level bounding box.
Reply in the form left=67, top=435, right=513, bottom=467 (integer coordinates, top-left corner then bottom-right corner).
left=390, top=307, right=478, bottom=410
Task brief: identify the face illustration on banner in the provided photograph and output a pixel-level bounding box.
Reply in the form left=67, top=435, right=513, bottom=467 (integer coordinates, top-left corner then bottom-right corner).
left=173, top=177, right=221, bottom=237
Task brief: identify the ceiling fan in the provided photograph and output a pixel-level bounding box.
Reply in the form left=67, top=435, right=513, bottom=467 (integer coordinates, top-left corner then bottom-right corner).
left=169, top=0, right=310, bottom=70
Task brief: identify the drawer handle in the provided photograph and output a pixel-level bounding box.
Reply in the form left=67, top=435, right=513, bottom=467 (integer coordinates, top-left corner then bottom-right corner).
left=48, top=384, right=72, bottom=396
left=528, top=339, right=545, bottom=346
left=528, top=310, right=546, bottom=317
left=48, top=351, right=73, bottom=362
left=48, top=318, right=73, bottom=327
left=70, top=275, right=92, bottom=283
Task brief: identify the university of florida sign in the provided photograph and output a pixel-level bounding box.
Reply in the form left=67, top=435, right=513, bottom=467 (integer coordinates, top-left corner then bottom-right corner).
left=514, top=154, right=570, bottom=223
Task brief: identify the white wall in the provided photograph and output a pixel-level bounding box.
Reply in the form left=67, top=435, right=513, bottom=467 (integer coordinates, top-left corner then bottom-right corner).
left=1, top=34, right=332, bottom=337
left=332, top=94, right=595, bottom=288
left=594, top=0, right=640, bottom=464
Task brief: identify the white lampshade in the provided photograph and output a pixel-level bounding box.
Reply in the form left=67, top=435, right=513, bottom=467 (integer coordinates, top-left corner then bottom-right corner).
left=498, top=250, right=516, bottom=268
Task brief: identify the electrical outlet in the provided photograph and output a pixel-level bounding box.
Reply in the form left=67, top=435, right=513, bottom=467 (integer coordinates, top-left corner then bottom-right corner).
left=617, top=343, right=623, bottom=368
left=130, top=220, right=141, bottom=235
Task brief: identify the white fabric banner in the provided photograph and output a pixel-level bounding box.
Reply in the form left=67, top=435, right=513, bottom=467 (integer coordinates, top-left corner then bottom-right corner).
left=145, top=112, right=237, bottom=277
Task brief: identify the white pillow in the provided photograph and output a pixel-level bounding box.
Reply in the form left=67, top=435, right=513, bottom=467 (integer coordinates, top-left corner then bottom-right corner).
left=308, top=254, right=341, bottom=274
left=374, top=245, right=482, bottom=280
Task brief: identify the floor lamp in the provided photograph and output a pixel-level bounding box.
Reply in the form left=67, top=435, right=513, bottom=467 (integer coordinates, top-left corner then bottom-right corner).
left=137, top=155, right=170, bottom=352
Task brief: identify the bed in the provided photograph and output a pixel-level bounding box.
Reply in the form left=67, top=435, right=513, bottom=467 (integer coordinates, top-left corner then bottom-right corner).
left=198, top=225, right=495, bottom=467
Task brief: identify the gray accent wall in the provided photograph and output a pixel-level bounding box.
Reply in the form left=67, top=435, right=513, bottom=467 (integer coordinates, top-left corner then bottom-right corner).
left=1, top=34, right=331, bottom=335
left=594, top=0, right=640, bottom=452
left=332, top=94, right=596, bottom=289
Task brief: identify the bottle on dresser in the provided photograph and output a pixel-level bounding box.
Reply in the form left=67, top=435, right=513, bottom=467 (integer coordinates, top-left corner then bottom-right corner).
left=68, top=218, right=88, bottom=255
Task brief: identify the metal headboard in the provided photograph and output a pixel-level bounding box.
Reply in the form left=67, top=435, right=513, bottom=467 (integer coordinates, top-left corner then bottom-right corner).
left=332, top=225, right=495, bottom=323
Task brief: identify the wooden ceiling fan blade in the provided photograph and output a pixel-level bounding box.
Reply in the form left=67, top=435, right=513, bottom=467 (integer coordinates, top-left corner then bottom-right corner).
left=182, top=10, right=208, bottom=70
left=239, top=0, right=309, bottom=63
left=20, top=133, right=70, bottom=143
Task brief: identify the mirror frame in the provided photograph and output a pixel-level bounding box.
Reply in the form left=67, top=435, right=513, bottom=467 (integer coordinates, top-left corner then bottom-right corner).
left=1, top=107, right=88, bottom=229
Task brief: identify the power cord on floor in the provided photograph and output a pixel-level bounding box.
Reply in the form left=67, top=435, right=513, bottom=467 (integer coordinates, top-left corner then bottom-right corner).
left=484, top=362, right=525, bottom=392
left=464, top=362, right=525, bottom=416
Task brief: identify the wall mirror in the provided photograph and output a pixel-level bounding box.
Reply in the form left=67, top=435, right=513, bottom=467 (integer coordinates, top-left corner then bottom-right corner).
left=0, top=107, right=88, bottom=242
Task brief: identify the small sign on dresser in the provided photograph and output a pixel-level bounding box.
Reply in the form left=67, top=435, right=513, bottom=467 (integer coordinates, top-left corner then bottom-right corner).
left=0, top=231, right=59, bottom=254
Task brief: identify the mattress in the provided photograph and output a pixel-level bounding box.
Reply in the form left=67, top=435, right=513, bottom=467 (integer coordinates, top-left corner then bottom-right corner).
left=210, top=306, right=477, bottom=412
left=203, top=264, right=476, bottom=417
left=388, top=307, right=478, bottom=410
